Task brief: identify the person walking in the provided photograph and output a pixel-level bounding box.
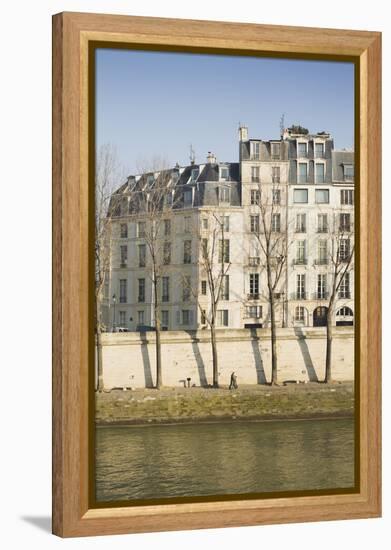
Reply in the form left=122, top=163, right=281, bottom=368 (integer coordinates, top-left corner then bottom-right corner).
left=229, top=371, right=238, bottom=390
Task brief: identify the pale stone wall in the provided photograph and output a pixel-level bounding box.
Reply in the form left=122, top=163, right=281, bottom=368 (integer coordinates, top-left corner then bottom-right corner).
left=99, top=327, right=354, bottom=389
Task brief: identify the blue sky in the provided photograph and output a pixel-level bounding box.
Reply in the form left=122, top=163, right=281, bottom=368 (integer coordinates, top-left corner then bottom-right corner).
left=96, top=49, right=354, bottom=175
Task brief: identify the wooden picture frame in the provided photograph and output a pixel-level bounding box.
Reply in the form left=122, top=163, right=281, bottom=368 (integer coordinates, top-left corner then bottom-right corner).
left=52, top=11, right=381, bottom=537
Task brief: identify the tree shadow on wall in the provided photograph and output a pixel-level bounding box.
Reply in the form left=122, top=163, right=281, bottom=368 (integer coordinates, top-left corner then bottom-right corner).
left=139, top=331, right=154, bottom=388
left=186, top=330, right=208, bottom=387
left=249, top=327, right=267, bottom=384
left=294, top=327, right=319, bottom=382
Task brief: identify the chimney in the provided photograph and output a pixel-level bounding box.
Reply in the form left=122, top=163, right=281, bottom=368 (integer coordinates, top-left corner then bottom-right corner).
left=239, top=125, right=248, bottom=142
left=206, top=151, right=216, bottom=164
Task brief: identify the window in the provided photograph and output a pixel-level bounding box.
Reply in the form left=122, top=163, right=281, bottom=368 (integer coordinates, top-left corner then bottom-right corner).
left=147, top=174, right=154, bottom=186
left=221, top=215, right=230, bottom=232
left=250, top=141, right=260, bottom=159
left=296, top=274, right=306, bottom=299
left=317, top=213, right=328, bottom=233
left=183, top=189, right=193, bottom=206
left=341, top=189, right=354, bottom=205
left=201, top=280, right=207, bottom=295
left=138, top=244, right=146, bottom=267
left=182, top=276, right=191, bottom=301
left=337, top=306, right=353, bottom=317
left=344, top=164, right=354, bottom=181
left=137, top=311, right=144, bottom=326
left=201, top=238, right=208, bottom=259
left=163, top=242, right=171, bottom=265
left=201, top=309, right=207, bottom=325
left=272, top=189, right=281, bottom=205
left=217, top=310, right=229, bottom=327
left=318, top=240, right=328, bottom=264
left=218, top=239, right=230, bottom=263
left=162, top=277, right=169, bottom=302
left=165, top=193, right=173, bottom=207
left=317, top=274, right=327, bottom=299
left=220, top=166, right=229, bottom=180
left=315, top=142, right=325, bottom=158
left=164, top=219, right=171, bottom=236
left=296, top=213, right=306, bottom=233
left=119, top=279, right=127, bottom=303
left=161, top=310, right=169, bottom=328
left=137, top=221, right=146, bottom=237
left=183, top=240, right=192, bottom=264
left=120, top=245, right=128, bottom=267
left=298, top=142, right=307, bottom=157
left=246, top=305, right=262, bottom=318
left=119, top=311, right=126, bottom=326
left=138, top=279, right=145, bottom=303
left=190, top=168, right=199, bottom=182
left=339, top=238, right=351, bottom=262
left=295, top=306, right=306, bottom=323
left=315, top=189, right=329, bottom=204
left=221, top=275, right=229, bottom=300
left=339, top=213, right=351, bottom=232
left=218, top=186, right=230, bottom=204
left=171, top=171, right=179, bottom=184
left=184, top=216, right=191, bottom=233
left=251, top=166, right=260, bottom=183
left=120, top=224, right=128, bottom=238
left=249, top=273, right=259, bottom=296
left=296, top=241, right=306, bottom=264
left=202, top=218, right=208, bottom=230
left=339, top=273, right=351, bottom=298
left=272, top=213, right=281, bottom=233
left=272, top=166, right=280, bottom=183
left=250, top=215, right=260, bottom=233
left=315, top=163, right=325, bottom=183
left=250, top=189, right=260, bottom=205
left=294, top=189, right=308, bottom=203
left=298, top=163, right=308, bottom=183
left=271, top=143, right=281, bottom=159
left=181, top=310, right=192, bottom=325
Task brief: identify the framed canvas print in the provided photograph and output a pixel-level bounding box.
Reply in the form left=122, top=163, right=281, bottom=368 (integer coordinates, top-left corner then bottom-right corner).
left=52, top=12, right=381, bottom=537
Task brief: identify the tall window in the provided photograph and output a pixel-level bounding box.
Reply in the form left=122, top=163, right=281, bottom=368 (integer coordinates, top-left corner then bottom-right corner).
left=318, top=240, right=328, bottom=264
left=251, top=166, right=260, bottom=183
left=182, top=276, right=191, bottom=302
left=163, top=219, right=171, bottom=236
left=161, top=310, right=169, bottom=328
left=162, top=276, right=169, bottom=302
left=246, top=305, right=262, bottom=318
left=201, top=238, right=208, bottom=259
left=201, top=309, right=207, bottom=325
left=119, top=279, right=127, bottom=303
left=250, top=189, right=260, bottom=205
left=120, top=223, right=128, bottom=238
left=249, top=273, right=259, bottom=296
left=119, top=311, right=126, bottom=327
left=183, top=189, right=193, bottom=206
left=183, top=240, right=192, bottom=264
left=298, top=163, right=308, bottom=183
left=250, top=215, right=260, bottom=233
left=344, top=164, right=354, bottom=181
left=220, top=166, right=229, bottom=180
left=250, top=141, right=260, bottom=159
left=317, top=213, right=328, bottom=233
left=163, top=242, right=171, bottom=265
left=137, top=311, right=145, bottom=326
left=295, top=306, right=306, bottom=323
left=218, top=239, right=230, bottom=263
left=339, top=213, right=351, bottom=232
left=138, top=244, right=146, bottom=267
left=218, top=186, right=230, bottom=204
left=315, top=189, right=329, bottom=204
left=339, top=273, right=351, bottom=298
left=138, top=279, right=145, bottom=303
left=296, top=274, right=306, bottom=299
left=221, top=215, right=230, bottom=232
left=315, top=142, right=325, bottom=157
left=294, top=189, right=308, bottom=203
left=339, top=238, right=351, bottom=262
left=201, top=280, right=207, bottom=295
left=184, top=216, right=191, bottom=233
left=315, top=163, right=325, bottom=183
left=272, top=189, right=281, bottom=205
left=181, top=310, right=193, bottom=326
left=296, top=213, right=306, bottom=233
left=272, top=213, right=281, bottom=233
left=190, top=168, right=199, bottom=182
left=202, top=218, right=208, bottom=230
left=217, top=310, right=229, bottom=327
left=120, top=245, right=128, bottom=267
left=221, top=275, right=229, bottom=300
left=296, top=241, right=306, bottom=264
left=298, top=142, right=307, bottom=157
left=272, top=166, right=280, bottom=183
left=137, top=221, right=146, bottom=237
left=317, top=274, right=327, bottom=299
left=271, top=142, right=281, bottom=159
left=341, top=189, right=354, bottom=205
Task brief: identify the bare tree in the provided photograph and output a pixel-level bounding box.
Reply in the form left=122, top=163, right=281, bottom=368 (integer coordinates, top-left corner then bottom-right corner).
left=251, top=181, right=288, bottom=385
left=323, top=213, right=354, bottom=383
left=95, top=144, right=123, bottom=392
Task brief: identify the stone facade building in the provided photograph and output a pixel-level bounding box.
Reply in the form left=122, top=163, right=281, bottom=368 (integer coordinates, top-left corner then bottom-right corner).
left=101, top=126, right=354, bottom=332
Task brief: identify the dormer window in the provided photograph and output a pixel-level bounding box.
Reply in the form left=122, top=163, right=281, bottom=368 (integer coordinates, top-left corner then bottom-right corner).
left=171, top=171, right=179, bottom=183
left=183, top=189, right=193, bottom=207
left=220, top=166, right=229, bottom=180
left=315, top=142, right=325, bottom=158
left=250, top=141, right=260, bottom=160
left=271, top=142, right=281, bottom=159
left=218, top=186, right=230, bottom=204
left=343, top=164, right=354, bottom=181
left=147, top=174, right=154, bottom=186
left=190, top=168, right=199, bottom=182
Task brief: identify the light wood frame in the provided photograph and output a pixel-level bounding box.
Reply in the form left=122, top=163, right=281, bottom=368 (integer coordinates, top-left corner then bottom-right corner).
left=52, top=12, right=381, bottom=538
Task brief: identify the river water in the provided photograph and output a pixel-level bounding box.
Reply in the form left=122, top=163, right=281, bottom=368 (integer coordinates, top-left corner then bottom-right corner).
left=95, top=417, right=355, bottom=502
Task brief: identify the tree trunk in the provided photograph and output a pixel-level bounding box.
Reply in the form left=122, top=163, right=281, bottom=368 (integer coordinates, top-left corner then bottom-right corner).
left=210, top=323, right=219, bottom=387
left=324, top=309, right=333, bottom=383
left=270, top=295, right=278, bottom=385
left=153, top=277, right=162, bottom=389
left=95, top=294, right=104, bottom=392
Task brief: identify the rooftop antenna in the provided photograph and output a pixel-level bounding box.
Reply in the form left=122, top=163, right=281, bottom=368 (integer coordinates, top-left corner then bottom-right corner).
left=189, top=144, right=196, bottom=165
left=280, top=113, right=285, bottom=137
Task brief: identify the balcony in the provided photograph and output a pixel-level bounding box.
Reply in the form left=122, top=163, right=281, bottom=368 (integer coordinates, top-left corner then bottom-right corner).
left=290, top=292, right=308, bottom=300
left=272, top=176, right=280, bottom=183
left=314, top=258, right=329, bottom=266
left=317, top=227, right=328, bottom=233
left=312, top=292, right=329, bottom=300
left=247, top=293, right=260, bottom=300
left=295, top=227, right=306, bottom=233
left=120, top=262, right=128, bottom=268
left=293, top=258, right=308, bottom=265
left=248, top=257, right=261, bottom=267
left=338, top=292, right=351, bottom=299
